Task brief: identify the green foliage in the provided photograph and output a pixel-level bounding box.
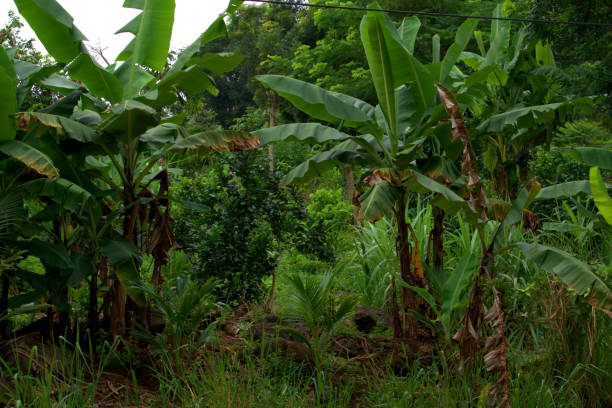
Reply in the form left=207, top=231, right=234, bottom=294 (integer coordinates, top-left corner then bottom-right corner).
left=281, top=270, right=358, bottom=372
left=0, top=336, right=124, bottom=406
left=531, top=148, right=590, bottom=186
left=342, top=218, right=397, bottom=310
left=554, top=120, right=611, bottom=147
left=139, top=277, right=219, bottom=346
left=172, top=151, right=302, bottom=302
left=525, top=0, right=612, bottom=111
left=295, top=188, right=354, bottom=261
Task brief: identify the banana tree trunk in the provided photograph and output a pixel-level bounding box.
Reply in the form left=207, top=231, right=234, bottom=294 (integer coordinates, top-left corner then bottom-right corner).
left=109, top=189, right=138, bottom=338
left=394, top=193, right=419, bottom=339
left=109, top=282, right=127, bottom=338
left=431, top=207, right=445, bottom=269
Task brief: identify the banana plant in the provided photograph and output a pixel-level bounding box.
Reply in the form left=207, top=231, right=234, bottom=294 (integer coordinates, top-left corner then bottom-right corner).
left=447, top=3, right=593, bottom=201
left=1, top=43, right=99, bottom=337
left=255, top=5, right=478, bottom=339
left=12, top=0, right=255, bottom=336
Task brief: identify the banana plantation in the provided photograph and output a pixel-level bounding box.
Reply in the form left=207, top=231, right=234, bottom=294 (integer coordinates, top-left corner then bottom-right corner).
left=0, top=0, right=610, bottom=406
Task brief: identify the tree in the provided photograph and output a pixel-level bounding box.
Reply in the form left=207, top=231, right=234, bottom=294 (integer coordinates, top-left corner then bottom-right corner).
left=0, top=11, right=44, bottom=64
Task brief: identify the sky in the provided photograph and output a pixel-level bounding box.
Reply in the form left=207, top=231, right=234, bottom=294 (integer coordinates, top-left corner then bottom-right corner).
left=1, top=0, right=232, bottom=62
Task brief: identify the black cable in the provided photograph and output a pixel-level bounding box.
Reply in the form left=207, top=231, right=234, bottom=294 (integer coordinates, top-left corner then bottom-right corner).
left=244, top=0, right=612, bottom=27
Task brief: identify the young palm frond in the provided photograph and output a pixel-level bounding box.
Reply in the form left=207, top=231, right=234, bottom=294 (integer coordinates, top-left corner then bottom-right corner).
left=283, top=271, right=358, bottom=372
left=0, top=188, right=25, bottom=241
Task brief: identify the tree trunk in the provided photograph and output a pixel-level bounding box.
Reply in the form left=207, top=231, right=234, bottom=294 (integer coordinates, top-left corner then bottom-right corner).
left=268, top=90, right=277, bottom=171
left=430, top=207, right=445, bottom=269
left=109, top=282, right=127, bottom=338
left=109, top=193, right=138, bottom=338
left=344, top=165, right=359, bottom=224
left=394, top=194, right=419, bottom=339
left=390, top=275, right=402, bottom=339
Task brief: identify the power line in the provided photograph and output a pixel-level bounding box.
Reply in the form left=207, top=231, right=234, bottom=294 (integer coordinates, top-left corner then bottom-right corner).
left=244, top=0, right=612, bottom=27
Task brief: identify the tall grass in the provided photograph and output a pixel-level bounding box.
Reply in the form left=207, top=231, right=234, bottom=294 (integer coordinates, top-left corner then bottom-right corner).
left=0, top=334, right=122, bottom=407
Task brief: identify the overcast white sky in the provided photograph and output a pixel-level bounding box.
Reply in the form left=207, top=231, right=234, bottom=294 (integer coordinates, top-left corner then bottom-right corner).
left=1, top=0, right=232, bottom=62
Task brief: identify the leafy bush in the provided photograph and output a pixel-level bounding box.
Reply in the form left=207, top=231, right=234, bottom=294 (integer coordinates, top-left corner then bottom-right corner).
left=530, top=148, right=590, bottom=186
left=554, top=120, right=611, bottom=147
left=530, top=147, right=591, bottom=217
left=296, top=188, right=354, bottom=261
left=172, top=151, right=302, bottom=303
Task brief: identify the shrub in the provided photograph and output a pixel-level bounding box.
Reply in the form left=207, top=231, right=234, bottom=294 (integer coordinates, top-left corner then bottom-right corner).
left=530, top=148, right=590, bottom=186
left=295, top=188, right=354, bottom=261
left=172, top=151, right=302, bottom=303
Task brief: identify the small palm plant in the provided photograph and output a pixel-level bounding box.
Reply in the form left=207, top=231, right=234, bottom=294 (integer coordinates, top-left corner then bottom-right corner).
left=281, top=271, right=358, bottom=374
left=135, top=277, right=219, bottom=357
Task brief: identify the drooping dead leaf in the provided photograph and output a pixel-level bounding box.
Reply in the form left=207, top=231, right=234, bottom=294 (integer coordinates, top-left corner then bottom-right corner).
left=173, top=131, right=260, bottom=154
left=483, top=267, right=511, bottom=408
left=435, top=83, right=489, bottom=218
left=522, top=209, right=540, bottom=232
left=149, top=169, right=180, bottom=288
left=363, top=172, right=385, bottom=187
left=363, top=169, right=397, bottom=187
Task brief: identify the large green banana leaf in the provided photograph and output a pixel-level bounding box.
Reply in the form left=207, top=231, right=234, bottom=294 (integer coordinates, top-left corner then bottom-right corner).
left=536, top=181, right=592, bottom=200
left=0, top=46, right=16, bottom=141
left=590, top=167, right=612, bottom=225
left=69, top=54, right=124, bottom=102
left=573, top=147, right=612, bottom=170
left=116, top=0, right=175, bottom=72
left=360, top=12, right=398, bottom=138
left=515, top=242, right=611, bottom=313
left=151, top=66, right=218, bottom=107
left=283, top=141, right=370, bottom=185
left=16, top=112, right=101, bottom=144
left=254, top=123, right=351, bottom=145
left=483, top=3, right=510, bottom=68
left=477, top=99, right=593, bottom=134
left=186, top=53, right=244, bottom=76
left=0, top=140, right=59, bottom=178
left=257, top=75, right=374, bottom=127
left=14, top=0, right=125, bottom=102
left=361, top=10, right=435, bottom=138
left=23, top=178, right=92, bottom=213
left=359, top=181, right=402, bottom=220
left=100, top=100, right=158, bottom=143
left=13, top=0, right=85, bottom=63
left=112, top=61, right=156, bottom=100
left=165, top=17, right=227, bottom=76
left=39, top=73, right=81, bottom=95
left=440, top=18, right=478, bottom=83
left=398, top=17, right=420, bottom=53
